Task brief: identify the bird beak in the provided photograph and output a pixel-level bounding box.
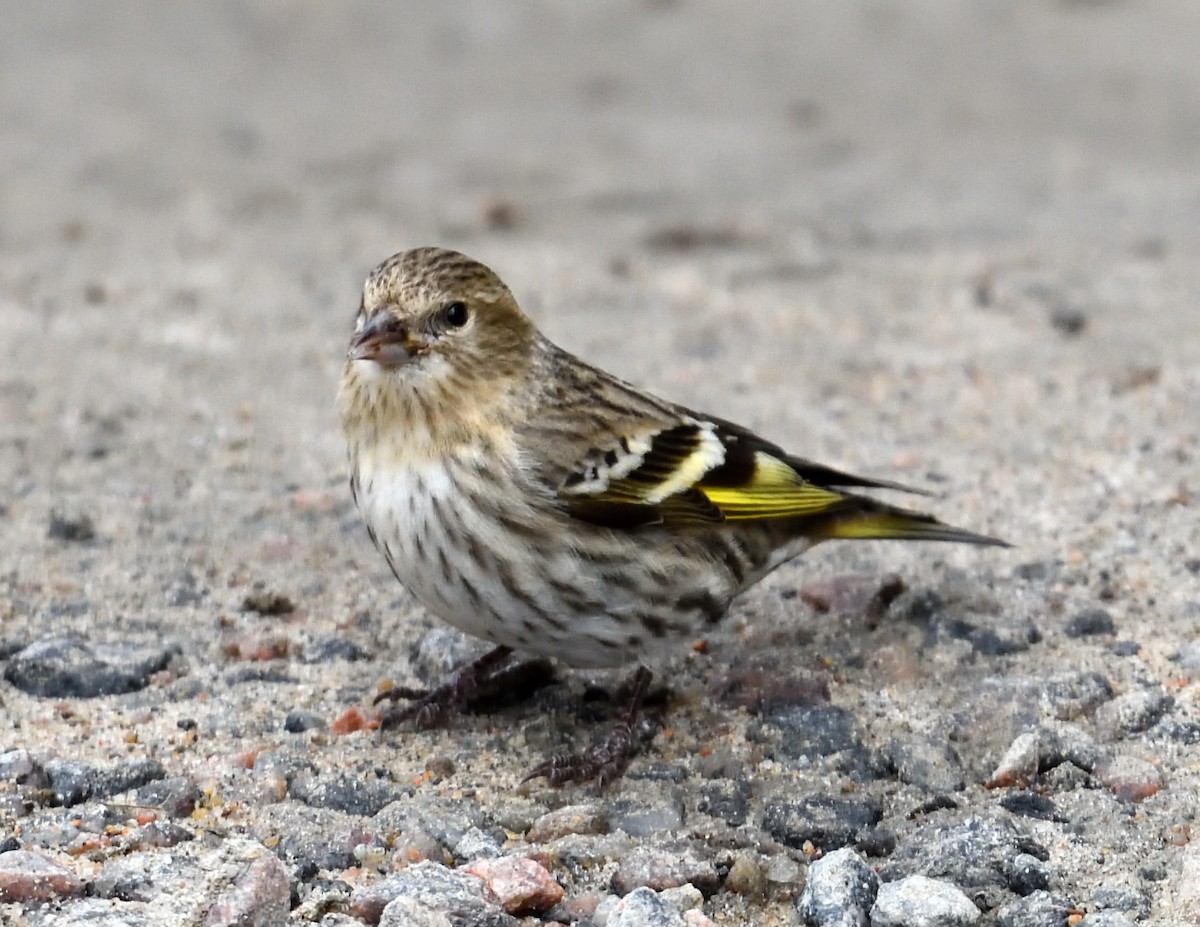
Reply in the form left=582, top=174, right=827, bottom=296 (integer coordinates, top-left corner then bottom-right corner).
left=348, top=313, right=418, bottom=367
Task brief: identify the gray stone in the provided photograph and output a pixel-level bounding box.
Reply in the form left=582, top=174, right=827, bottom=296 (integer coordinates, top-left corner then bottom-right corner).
left=1078, top=913, right=1136, bottom=927
left=871, top=875, right=979, bottom=926
left=1037, top=722, right=1102, bottom=773
left=798, top=847, right=878, bottom=927
left=0, top=750, right=46, bottom=787
left=880, top=814, right=1049, bottom=912
left=371, top=794, right=487, bottom=851
left=355, top=861, right=515, bottom=927
left=289, top=771, right=400, bottom=817
left=697, top=778, right=751, bottom=826
left=1007, top=852, right=1052, bottom=895
left=3, top=636, right=176, bottom=698
left=1094, top=687, right=1173, bottom=740
left=604, top=886, right=688, bottom=927
left=453, top=825, right=503, bottom=862
left=890, top=738, right=966, bottom=793
left=202, top=854, right=290, bottom=927
left=762, top=795, right=883, bottom=850
left=994, top=890, right=1078, bottom=927
left=282, top=709, right=326, bottom=733
left=1173, top=639, right=1200, bottom=670
left=246, top=803, right=365, bottom=872
left=611, top=843, right=720, bottom=897
left=607, top=787, right=686, bottom=837
left=1064, top=609, right=1115, bottom=638
left=1039, top=672, right=1114, bottom=721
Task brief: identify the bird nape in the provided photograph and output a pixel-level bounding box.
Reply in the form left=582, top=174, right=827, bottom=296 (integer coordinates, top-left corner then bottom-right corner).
left=339, top=246, right=1010, bottom=787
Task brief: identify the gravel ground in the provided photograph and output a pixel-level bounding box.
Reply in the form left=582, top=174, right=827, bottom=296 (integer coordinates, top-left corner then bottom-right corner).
left=2, top=3, right=1200, bottom=926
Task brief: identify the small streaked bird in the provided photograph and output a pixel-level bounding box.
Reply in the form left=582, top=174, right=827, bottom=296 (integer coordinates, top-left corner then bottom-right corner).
left=338, top=247, right=1008, bottom=785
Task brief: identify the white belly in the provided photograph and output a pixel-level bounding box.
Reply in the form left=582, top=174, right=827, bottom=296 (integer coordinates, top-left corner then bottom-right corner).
left=354, top=454, right=650, bottom=667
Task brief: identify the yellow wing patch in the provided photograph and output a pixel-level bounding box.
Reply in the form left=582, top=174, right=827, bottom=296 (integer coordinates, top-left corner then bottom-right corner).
left=699, top=452, right=850, bottom=521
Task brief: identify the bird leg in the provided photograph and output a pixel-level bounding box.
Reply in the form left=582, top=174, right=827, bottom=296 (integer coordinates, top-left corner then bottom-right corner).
left=523, top=665, right=655, bottom=787
left=375, top=644, right=518, bottom=729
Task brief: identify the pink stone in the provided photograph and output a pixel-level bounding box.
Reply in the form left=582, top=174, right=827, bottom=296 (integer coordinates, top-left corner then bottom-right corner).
left=0, top=850, right=85, bottom=902
left=465, top=856, right=564, bottom=915
left=203, top=855, right=290, bottom=927
left=1096, top=755, right=1165, bottom=804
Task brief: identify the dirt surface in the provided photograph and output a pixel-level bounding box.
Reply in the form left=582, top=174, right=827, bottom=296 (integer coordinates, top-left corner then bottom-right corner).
left=2, top=3, right=1199, bottom=925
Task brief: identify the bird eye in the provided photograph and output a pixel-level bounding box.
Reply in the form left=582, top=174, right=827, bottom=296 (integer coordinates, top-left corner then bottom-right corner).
left=442, top=301, right=470, bottom=328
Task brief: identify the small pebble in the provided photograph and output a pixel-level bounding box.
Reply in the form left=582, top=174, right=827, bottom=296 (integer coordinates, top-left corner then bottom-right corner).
left=767, top=705, right=865, bottom=762
left=697, top=779, right=751, bottom=826
left=1039, top=671, right=1113, bottom=721
left=453, top=826, right=503, bottom=862
left=998, top=792, right=1063, bottom=824
left=1172, top=639, right=1200, bottom=670
left=879, top=814, right=1049, bottom=910
left=136, top=775, right=201, bottom=817
left=762, top=795, right=882, bottom=850
left=4, top=636, right=175, bottom=698
left=723, top=851, right=766, bottom=900
left=283, top=709, right=327, bottom=733
left=611, top=843, right=720, bottom=897
left=1049, top=307, right=1087, bottom=336
left=1064, top=608, right=1114, bottom=638
left=350, top=860, right=505, bottom=925
left=1037, top=722, right=1101, bottom=773
left=889, top=737, right=966, bottom=793
left=0, top=850, right=86, bottom=902
left=241, top=589, right=297, bottom=615
left=541, top=832, right=635, bottom=869
left=202, top=853, right=290, bottom=927
left=765, top=853, right=803, bottom=892
left=1078, top=913, right=1136, bottom=927
left=797, top=846, right=878, bottom=927
left=527, top=803, right=609, bottom=841
left=465, top=856, right=564, bottom=915
left=603, top=886, right=688, bottom=927
left=871, top=875, right=979, bottom=926
left=289, top=772, right=399, bottom=817
left=608, top=790, right=686, bottom=836
left=1174, top=840, right=1200, bottom=922
left=47, top=509, right=96, bottom=542
left=994, top=890, right=1079, bottom=927
left=1008, top=852, right=1052, bottom=894
left=1094, top=688, right=1173, bottom=740
left=0, top=750, right=43, bottom=784
left=1089, top=885, right=1147, bottom=919
left=986, top=731, right=1040, bottom=789
left=1095, top=755, right=1165, bottom=803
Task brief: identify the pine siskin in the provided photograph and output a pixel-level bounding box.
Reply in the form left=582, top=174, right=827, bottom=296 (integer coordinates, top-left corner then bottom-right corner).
left=338, top=247, right=1008, bottom=784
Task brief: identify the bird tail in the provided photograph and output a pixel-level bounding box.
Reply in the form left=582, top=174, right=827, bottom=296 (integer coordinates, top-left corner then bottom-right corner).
left=812, top=498, right=1010, bottom=547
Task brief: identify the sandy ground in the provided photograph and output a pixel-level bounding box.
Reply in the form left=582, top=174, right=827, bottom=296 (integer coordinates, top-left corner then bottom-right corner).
left=2, top=3, right=1199, bottom=925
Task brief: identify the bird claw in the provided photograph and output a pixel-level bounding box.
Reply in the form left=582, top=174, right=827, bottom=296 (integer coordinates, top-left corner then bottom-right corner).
left=373, top=644, right=514, bottom=730
left=373, top=646, right=557, bottom=731
left=375, top=689, right=453, bottom=730
left=523, top=719, right=640, bottom=787
left=523, top=665, right=657, bottom=787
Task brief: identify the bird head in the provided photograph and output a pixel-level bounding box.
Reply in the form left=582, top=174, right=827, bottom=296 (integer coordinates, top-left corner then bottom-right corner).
left=339, top=248, right=538, bottom=443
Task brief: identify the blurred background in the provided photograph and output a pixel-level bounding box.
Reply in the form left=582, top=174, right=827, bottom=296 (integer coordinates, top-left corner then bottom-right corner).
left=3, top=0, right=1198, bottom=563
left=4, top=0, right=1199, bottom=582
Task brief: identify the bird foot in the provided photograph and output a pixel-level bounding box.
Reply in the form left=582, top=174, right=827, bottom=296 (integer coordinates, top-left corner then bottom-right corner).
left=375, top=645, right=553, bottom=729
left=523, top=666, right=656, bottom=787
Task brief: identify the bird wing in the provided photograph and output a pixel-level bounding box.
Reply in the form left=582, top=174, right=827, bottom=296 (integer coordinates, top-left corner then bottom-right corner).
left=529, top=352, right=1005, bottom=545
left=559, top=418, right=869, bottom=527
left=556, top=416, right=1008, bottom=546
